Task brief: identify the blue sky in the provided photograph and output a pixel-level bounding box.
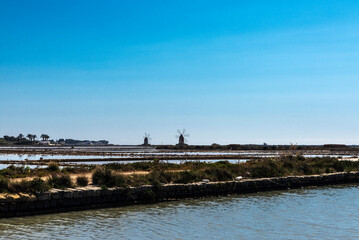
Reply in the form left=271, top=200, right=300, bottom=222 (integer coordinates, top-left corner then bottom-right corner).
left=1, top=0, right=359, bottom=145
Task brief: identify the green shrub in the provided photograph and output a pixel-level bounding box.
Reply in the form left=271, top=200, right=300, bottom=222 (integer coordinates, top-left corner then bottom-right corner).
left=113, top=174, right=127, bottom=187
left=47, top=162, right=60, bottom=172
left=76, top=176, right=89, bottom=187
left=250, top=165, right=275, bottom=178
left=62, top=166, right=92, bottom=174
left=332, top=161, right=345, bottom=172
left=148, top=170, right=173, bottom=184
left=105, top=162, right=154, bottom=172
left=282, top=160, right=294, bottom=169
left=27, top=178, right=50, bottom=193
left=48, top=173, right=73, bottom=189
left=92, top=167, right=113, bottom=186
left=204, top=168, right=233, bottom=181
left=127, top=174, right=150, bottom=187
left=7, top=177, right=50, bottom=193
left=0, top=176, right=9, bottom=193
left=173, top=171, right=198, bottom=184
left=8, top=180, right=29, bottom=193
left=0, top=165, right=30, bottom=178
left=92, top=167, right=126, bottom=187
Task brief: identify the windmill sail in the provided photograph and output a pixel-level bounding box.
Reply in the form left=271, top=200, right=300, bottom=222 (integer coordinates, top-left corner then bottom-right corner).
left=176, top=129, right=189, bottom=146
left=143, top=133, right=151, bottom=146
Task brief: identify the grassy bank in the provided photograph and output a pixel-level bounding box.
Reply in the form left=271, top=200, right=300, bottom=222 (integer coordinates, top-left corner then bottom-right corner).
left=100, top=156, right=359, bottom=187
left=1, top=156, right=359, bottom=193
left=0, top=164, right=91, bottom=179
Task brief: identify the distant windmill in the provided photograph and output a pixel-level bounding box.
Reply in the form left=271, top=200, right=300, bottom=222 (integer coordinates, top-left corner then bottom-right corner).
left=143, top=133, right=151, bottom=146
left=176, top=129, right=189, bottom=146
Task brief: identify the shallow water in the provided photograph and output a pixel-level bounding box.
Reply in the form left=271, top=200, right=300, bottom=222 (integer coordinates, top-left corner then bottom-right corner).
left=67, top=159, right=248, bottom=165
left=1, top=184, right=358, bottom=239
left=0, top=152, right=353, bottom=161
left=0, top=159, right=249, bottom=169
left=0, top=154, right=132, bottom=161
left=0, top=152, right=262, bottom=161
left=132, top=152, right=256, bottom=155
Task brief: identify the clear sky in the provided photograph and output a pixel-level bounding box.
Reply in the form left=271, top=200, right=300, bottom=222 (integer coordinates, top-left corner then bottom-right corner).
left=1, top=0, right=359, bottom=145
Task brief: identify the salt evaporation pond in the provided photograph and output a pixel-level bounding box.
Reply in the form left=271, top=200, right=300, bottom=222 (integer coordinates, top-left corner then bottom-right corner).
left=65, top=159, right=249, bottom=165
left=0, top=154, right=134, bottom=161
left=132, top=152, right=262, bottom=155
left=0, top=159, right=249, bottom=170
left=0, top=152, right=353, bottom=161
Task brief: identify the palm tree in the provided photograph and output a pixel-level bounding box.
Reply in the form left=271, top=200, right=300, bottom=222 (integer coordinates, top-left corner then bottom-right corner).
left=17, top=134, right=24, bottom=142
left=26, top=134, right=33, bottom=143
left=26, top=134, right=37, bottom=144
left=40, top=134, right=50, bottom=141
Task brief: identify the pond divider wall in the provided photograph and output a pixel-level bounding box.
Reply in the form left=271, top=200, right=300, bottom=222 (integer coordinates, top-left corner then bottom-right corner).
left=1, top=171, right=359, bottom=218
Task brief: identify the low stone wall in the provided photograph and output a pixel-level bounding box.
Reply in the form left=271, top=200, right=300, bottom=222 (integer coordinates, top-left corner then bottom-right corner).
left=1, top=171, right=359, bottom=218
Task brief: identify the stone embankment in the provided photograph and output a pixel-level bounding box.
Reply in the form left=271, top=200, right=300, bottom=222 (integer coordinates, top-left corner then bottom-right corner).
left=1, top=171, right=359, bottom=218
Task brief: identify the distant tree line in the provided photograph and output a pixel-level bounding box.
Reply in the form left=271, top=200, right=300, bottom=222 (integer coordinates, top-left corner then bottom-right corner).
left=2, top=133, right=51, bottom=145
left=57, top=139, right=109, bottom=145
left=0, top=134, right=109, bottom=146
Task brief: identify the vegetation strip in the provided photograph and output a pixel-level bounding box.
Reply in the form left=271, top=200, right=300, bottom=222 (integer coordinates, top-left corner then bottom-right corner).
left=2, top=156, right=359, bottom=217
left=1, top=171, right=359, bottom=218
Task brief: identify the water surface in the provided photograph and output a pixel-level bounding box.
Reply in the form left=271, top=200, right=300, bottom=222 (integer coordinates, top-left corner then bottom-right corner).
left=0, top=184, right=358, bottom=239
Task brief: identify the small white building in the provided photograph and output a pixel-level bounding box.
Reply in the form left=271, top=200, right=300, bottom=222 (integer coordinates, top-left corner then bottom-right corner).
left=39, top=140, right=51, bottom=145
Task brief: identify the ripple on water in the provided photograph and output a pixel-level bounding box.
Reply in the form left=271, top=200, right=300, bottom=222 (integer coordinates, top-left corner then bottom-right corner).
left=1, top=184, right=359, bottom=239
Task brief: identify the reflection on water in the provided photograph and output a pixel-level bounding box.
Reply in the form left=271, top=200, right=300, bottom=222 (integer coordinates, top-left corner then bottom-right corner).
left=1, top=184, right=359, bottom=239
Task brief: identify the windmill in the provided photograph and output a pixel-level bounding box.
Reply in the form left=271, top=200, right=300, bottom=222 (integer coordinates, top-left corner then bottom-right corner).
left=176, top=129, right=189, bottom=146
left=143, top=133, right=151, bottom=146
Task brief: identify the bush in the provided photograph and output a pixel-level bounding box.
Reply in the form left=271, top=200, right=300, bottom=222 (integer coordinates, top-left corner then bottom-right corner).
left=204, top=168, right=233, bottom=181
left=0, top=176, right=9, bottom=193
left=9, top=178, right=50, bottom=193
left=148, top=170, right=173, bottom=184
left=48, top=173, right=73, bottom=189
left=47, top=162, right=60, bottom=172
left=173, top=171, right=198, bottom=184
left=0, top=165, right=30, bottom=178
left=29, top=178, right=50, bottom=192
left=92, top=167, right=126, bottom=187
left=92, top=167, right=113, bottom=186
left=250, top=165, right=276, bottom=178
left=8, top=180, right=29, bottom=193
left=76, top=176, right=89, bottom=187
left=112, top=174, right=127, bottom=187
left=127, top=174, right=150, bottom=187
